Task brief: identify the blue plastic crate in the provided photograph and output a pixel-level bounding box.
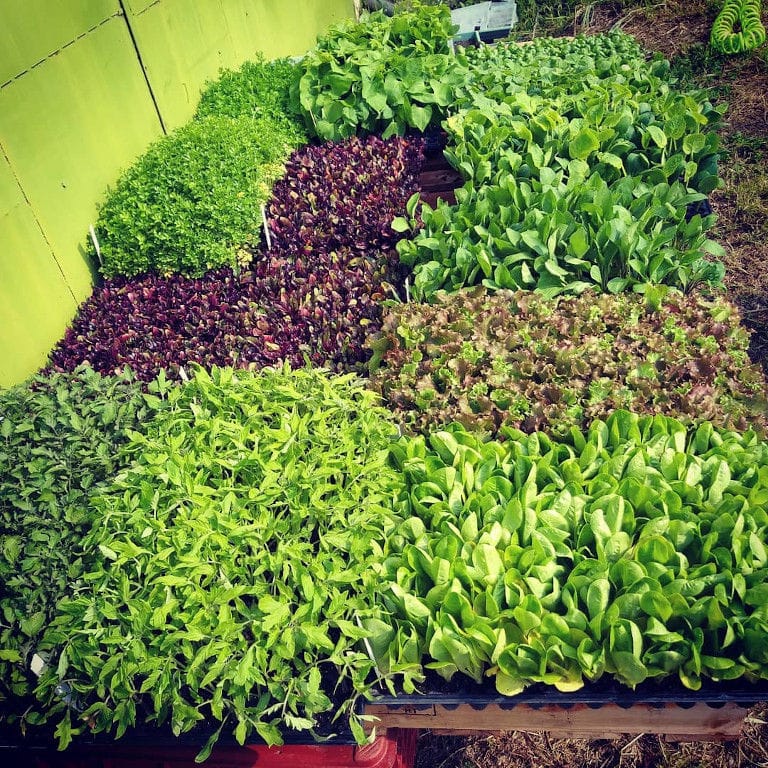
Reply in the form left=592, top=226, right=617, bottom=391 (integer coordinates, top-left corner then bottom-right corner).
left=451, top=1, right=518, bottom=44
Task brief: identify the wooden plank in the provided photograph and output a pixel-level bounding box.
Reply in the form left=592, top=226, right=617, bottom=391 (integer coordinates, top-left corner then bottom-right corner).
left=419, top=168, right=463, bottom=191
left=424, top=728, right=738, bottom=743
left=365, top=702, right=748, bottom=742
left=421, top=154, right=452, bottom=171
left=417, top=153, right=461, bottom=209
left=421, top=190, right=456, bottom=208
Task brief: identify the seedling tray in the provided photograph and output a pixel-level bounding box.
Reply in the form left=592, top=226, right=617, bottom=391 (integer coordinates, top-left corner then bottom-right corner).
left=364, top=677, right=767, bottom=741
left=451, top=1, right=518, bottom=44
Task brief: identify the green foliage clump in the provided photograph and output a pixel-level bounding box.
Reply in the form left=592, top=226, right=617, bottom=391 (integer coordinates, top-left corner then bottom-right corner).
left=195, top=54, right=308, bottom=146
left=369, top=287, right=768, bottom=437
left=349, top=2, right=456, bottom=54
left=0, top=367, right=150, bottom=708
left=377, top=410, right=768, bottom=694
left=461, top=34, right=610, bottom=109
left=34, top=366, right=405, bottom=753
left=397, top=167, right=724, bottom=300
left=669, top=42, right=728, bottom=93
left=395, top=32, right=726, bottom=299
left=395, top=0, right=479, bottom=9
left=291, top=4, right=468, bottom=140
left=93, top=115, right=298, bottom=278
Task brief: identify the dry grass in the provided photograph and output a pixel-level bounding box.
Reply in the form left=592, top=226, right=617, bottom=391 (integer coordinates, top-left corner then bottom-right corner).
left=416, top=704, right=768, bottom=767
left=724, top=71, right=768, bottom=137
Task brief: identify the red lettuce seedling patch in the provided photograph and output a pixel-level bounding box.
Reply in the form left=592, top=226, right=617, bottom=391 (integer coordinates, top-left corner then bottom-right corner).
left=48, top=253, right=385, bottom=380
left=48, top=269, right=257, bottom=381
left=267, top=134, right=425, bottom=262
left=369, top=287, right=768, bottom=437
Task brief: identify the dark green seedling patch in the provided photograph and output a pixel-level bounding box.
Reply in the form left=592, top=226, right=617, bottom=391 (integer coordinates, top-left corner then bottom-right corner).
left=35, top=367, right=406, bottom=754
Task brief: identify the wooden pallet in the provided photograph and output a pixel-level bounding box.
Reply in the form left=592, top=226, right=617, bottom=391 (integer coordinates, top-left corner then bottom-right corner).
left=418, top=153, right=462, bottom=208
left=366, top=701, right=751, bottom=742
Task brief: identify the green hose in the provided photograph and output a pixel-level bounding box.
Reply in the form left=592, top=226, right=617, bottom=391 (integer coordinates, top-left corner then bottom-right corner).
left=710, top=0, right=766, bottom=53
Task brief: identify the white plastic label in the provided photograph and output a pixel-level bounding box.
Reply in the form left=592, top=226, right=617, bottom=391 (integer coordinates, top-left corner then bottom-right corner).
left=30, top=653, right=47, bottom=677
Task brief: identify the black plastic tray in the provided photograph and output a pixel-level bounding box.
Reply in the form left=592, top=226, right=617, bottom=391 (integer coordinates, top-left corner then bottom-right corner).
left=369, top=674, right=768, bottom=711
left=0, top=715, right=357, bottom=751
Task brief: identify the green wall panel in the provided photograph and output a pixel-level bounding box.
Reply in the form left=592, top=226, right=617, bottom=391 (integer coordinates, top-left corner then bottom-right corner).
left=0, top=155, right=77, bottom=387
left=0, top=0, right=119, bottom=84
left=0, top=0, right=354, bottom=387
left=123, top=0, right=157, bottom=14
left=126, top=0, right=354, bottom=129
left=0, top=17, right=163, bottom=303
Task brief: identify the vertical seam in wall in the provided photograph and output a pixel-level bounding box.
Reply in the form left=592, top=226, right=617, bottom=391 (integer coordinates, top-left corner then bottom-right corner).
left=117, top=0, right=168, bottom=135
left=0, top=140, right=79, bottom=306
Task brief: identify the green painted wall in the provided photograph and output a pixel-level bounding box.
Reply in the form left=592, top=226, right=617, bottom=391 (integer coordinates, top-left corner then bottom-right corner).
left=0, top=0, right=121, bottom=85
left=0, top=154, right=78, bottom=386
left=0, top=17, right=164, bottom=304
left=0, top=0, right=353, bottom=388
